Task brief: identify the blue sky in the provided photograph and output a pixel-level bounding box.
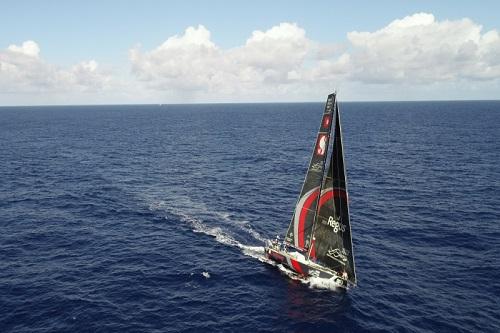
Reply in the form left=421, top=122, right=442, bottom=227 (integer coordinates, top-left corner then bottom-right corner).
left=1, top=1, right=500, bottom=105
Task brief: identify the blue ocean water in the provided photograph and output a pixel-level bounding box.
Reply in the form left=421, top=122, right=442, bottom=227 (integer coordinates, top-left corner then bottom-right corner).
left=0, top=101, right=499, bottom=332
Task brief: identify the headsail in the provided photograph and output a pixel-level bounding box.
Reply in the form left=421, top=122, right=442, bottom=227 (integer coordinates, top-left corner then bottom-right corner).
left=285, top=94, right=335, bottom=250
left=309, top=102, right=356, bottom=285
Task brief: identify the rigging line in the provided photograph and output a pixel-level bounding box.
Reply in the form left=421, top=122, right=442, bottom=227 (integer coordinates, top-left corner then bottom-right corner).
left=336, top=102, right=342, bottom=223
left=335, top=101, right=346, bottom=266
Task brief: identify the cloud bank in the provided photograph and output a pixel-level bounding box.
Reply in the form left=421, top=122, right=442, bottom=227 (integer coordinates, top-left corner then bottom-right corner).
left=0, top=40, right=112, bottom=103
left=346, top=13, right=500, bottom=83
left=129, top=22, right=313, bottom=100
left=130, top=13, right=500, bottom=101
left=1, top=13, right=499, bottom=104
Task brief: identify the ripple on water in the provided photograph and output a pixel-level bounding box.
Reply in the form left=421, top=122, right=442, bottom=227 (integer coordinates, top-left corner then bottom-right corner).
left=1, top=102, right=499, bottom=332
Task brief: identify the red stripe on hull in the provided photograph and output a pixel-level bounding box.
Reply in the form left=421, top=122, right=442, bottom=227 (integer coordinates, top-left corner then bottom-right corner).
left=268, top=250, right=285, bottom=263
left=290, top=258, right=305, bottom=275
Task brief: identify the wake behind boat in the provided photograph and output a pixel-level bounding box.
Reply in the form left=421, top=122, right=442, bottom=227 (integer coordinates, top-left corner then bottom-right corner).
left=264, top=92, right=356, bottom=289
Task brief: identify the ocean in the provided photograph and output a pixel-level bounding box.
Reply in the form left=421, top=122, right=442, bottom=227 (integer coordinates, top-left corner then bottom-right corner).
left=0, top=101, right=499, bottom=332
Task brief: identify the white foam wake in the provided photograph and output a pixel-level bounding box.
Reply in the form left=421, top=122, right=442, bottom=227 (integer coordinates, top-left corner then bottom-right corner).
left=148, top=198, right=266, bottom=261
left=273, top=264, right=344, bottom=291
left=308, top=276, right=345, bottom=291
left=147, top=198, right=345, bottom=291
left=176, top=210, right=240, bottom=247
left=212, top=210, right=266, bottom=243
left=239, top=244, right=265, bottom=260
left=148, top=197, right=265, bottom=243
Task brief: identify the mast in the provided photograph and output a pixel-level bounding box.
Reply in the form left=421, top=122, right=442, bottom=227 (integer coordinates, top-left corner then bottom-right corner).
left=308, top=99, right=356, bottom=285
left=284, top=93, right=335, bottom=251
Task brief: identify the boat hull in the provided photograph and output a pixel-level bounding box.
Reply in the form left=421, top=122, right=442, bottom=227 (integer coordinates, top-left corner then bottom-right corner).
left=264, top=245, right=347, bottom=288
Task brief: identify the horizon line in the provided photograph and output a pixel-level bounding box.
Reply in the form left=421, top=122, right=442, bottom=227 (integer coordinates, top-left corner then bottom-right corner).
left=1, top=98, right=499, bottom=108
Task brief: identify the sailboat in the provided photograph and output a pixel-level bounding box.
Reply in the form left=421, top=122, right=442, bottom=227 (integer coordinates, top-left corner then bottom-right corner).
left=264, top=92, right=356, bottom=289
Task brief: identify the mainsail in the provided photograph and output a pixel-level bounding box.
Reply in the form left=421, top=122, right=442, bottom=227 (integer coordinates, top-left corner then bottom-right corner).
left=309, top=102, right=356, bottom=284
left=285, top=94, right=335, bottom=250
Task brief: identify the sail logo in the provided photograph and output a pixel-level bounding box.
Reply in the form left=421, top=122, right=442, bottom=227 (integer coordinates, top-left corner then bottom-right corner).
left=322, top=115, right=331, bottom=128
left=326, top=98, right=333, bottom=108
left=326, top=248, right=348, bottom=262
left=310, top=162, right=322, bottom=172
left=316, top=135, right=327, bottom=156
left=327, top=216, right=346, bottom=233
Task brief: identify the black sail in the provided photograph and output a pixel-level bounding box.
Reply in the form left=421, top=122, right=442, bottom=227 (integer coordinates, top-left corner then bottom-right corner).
left=284, top=94, right=335, bottom=250
left=310, top=103, right=356, bottom=284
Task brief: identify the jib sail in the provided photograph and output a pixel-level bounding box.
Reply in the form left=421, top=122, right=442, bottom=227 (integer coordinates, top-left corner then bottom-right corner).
left=284, top=94, right=335, bottom=250
left=309, top=102, right=356, bottom=285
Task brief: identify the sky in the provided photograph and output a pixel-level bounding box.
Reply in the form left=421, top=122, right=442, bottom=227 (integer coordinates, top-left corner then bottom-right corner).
left=1, top=0, right=500, bottom=105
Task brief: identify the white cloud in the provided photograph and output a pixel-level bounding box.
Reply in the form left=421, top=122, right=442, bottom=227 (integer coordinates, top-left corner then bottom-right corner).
left=130, top=25, right=223, bottom=90
left=7, top=40, right=40, bottom=57
left=234, top=22, right=310, bottom=71
left=129, top=23, right=314, bottom=100
left=0, top=41, right=111, bottom=95
left=2, top=13, right=499, bottom=105
left=345, top=12, right=500, bottom=83
left=129, top=14, right=500, bottom=101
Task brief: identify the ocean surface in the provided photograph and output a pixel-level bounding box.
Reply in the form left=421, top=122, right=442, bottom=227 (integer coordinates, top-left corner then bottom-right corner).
left=1, top=101, right=499, bottom=332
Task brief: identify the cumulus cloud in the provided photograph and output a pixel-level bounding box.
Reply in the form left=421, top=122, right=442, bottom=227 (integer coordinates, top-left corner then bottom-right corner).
left=2, top=13, right=499, bottom=104
left=129, top=14, right=500, bottom=101
left=130, top=25, right=223, bottom=90
left=0, top=40, right=111, bottom=94
left=7, top=40, right=40, bottom=57
left=345, top=13, right=500, bottom=83
left=233, top=22, right=310, bottom=72
left=129, top=23, right=313, bottom=99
